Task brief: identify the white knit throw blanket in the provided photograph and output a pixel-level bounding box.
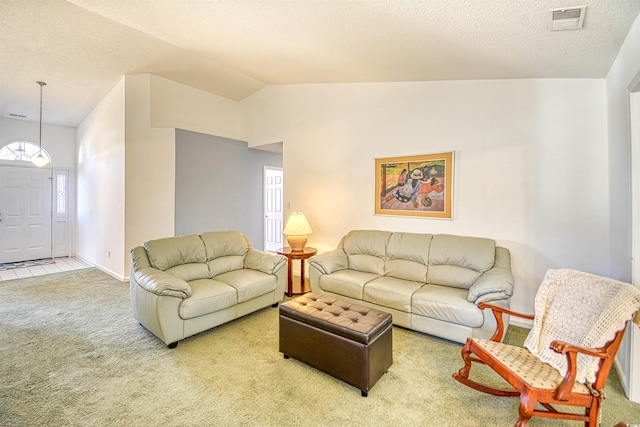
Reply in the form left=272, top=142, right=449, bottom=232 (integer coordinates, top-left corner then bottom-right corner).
left=524, top=269, right=640, bottom=385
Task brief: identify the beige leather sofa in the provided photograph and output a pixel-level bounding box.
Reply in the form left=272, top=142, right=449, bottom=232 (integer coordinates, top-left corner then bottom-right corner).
left=130, top=231, right=287, bottom=348
left=309, top=230, right=514, bottom=344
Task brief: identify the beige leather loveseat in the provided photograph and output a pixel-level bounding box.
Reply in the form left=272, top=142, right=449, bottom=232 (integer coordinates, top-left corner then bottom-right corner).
left=130, top=231, right=287, bottom=347
left=309, top=230, right=514, bottom=344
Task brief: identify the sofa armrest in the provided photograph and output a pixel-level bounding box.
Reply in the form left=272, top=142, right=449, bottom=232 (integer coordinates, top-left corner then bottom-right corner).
left=131, top=246, right=152, bottom=271
left=467, top=247, right=514, bottom=304
left=244, top=248, right=287, bottom=275
left=308, top=249, right=348, bottom=274
left=133, top=267, right=192, bottom=298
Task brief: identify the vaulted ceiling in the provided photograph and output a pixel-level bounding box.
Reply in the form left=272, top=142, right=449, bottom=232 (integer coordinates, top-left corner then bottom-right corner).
left=2, top=0, right=639, bottom=127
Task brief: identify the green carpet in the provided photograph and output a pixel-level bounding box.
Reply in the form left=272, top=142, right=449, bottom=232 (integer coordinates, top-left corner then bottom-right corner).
left=1, top=269, right=638, bottom=426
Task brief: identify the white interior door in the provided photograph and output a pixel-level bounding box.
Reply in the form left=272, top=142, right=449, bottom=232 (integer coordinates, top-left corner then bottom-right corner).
left=0, top=165, right=52, bottom=263
left=264, top=167, right=283, bottom=252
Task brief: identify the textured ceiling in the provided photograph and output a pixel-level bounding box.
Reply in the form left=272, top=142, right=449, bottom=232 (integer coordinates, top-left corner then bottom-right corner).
left=1, top=0, right=639, bottom=127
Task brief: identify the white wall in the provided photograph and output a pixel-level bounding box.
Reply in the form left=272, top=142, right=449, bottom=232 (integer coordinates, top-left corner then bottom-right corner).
left=75, top=73, right=248, bottom=279
left=121, top=74, right=251, bottom=277
left=76, top=78, right=126, bottom=278
left=150, top=75, right=241, bottom=140
left=241, top=79, right=609, bottom=317
left=607, top=15, right=640, bottom=285
left=606, top=11, right=640, bottom=402
left=0, top=117, right=76, bottom=169
left=123, top=74, right=176, bottom=277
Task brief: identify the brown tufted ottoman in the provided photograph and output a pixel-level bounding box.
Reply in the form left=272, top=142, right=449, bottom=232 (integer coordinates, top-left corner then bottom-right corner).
left=279, top=293, right=392, bottom=396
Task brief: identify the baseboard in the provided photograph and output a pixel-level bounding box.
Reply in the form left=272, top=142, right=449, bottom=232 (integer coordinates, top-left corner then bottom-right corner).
left=75, top=256, right=127, bottom=282
left=509, top=317, right=534, bottom=329
left=614, top=325, right=640, bottom=403
left=614, top=356, right=631, bottom=399
left=97, top=265, right=127, bottom=282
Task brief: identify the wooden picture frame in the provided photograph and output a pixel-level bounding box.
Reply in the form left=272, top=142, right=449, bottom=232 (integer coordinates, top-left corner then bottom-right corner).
left=375, top=152, right=454, bottom=219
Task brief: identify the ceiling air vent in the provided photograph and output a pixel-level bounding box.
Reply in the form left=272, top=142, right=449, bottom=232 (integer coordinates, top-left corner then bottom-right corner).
left=549, top=6, right=586, bottom=30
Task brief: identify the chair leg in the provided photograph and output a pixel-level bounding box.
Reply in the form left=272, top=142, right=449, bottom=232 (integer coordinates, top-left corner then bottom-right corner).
left=453, top=341, right=520, bottom=397
left=515, top=390, right=536, bottom=427
left=586, top=399, right=599, bottom=427
left=457, top=340, right=474, bottom=378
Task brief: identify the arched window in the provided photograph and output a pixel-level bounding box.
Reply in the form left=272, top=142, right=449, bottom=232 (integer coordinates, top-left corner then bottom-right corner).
left=0, top=141, right=51, bottom=164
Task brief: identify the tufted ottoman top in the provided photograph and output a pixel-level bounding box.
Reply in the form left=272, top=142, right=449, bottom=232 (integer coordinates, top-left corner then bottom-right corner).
left=279, top=293, right=392, bottom=345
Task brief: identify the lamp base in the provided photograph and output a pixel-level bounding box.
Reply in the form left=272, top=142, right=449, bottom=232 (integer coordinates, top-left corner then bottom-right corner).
left=287, top=236, right=307, bottom=252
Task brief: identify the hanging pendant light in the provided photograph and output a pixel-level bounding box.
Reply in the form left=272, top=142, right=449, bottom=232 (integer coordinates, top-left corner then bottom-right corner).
left=32, top=81, right=49, bottom=167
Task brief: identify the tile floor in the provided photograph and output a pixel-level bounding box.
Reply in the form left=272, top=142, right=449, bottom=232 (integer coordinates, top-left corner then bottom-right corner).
left=0, top=257, right=91, bottom=281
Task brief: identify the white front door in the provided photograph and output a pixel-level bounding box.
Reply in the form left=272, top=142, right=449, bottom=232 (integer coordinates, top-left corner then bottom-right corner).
left=0, top=165, right=52, bottom=263
left=264, top=167, right=283, bottom=252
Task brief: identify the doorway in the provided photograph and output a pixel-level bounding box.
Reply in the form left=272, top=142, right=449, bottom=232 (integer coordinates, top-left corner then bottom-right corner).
left=264, top=167, right=283, bottom=252
left=0, top=165, right=52, bottom=263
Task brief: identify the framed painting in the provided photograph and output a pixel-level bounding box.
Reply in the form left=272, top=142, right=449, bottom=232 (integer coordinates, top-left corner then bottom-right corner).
left=375, top=152, right=454, bottom=219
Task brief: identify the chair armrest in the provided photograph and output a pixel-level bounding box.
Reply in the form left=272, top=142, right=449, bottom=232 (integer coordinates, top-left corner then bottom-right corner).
left=308, top=249, right=348, bottom=274
left=478, top=303, right=535, bottom=320
left=550, top=339, right=613, bottom=400
left=244, top=248, right=287, bottom=275
left=467, top=247, right=514, bottom=304
left=550, top=340, right=610, bottom=359
left=133, top=267, right=192, bottom=298
left=479, top=302, right=534, bottom=342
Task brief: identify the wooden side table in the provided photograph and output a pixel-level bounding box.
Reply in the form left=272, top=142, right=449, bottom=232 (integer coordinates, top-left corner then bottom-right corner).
left=277, top=247, right=317, bottom=297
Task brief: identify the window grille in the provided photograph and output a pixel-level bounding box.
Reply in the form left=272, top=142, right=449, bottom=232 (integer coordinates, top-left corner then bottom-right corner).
left=0, top=141, right=51, bottom=164
left=57, top=174, right=66, bottom=214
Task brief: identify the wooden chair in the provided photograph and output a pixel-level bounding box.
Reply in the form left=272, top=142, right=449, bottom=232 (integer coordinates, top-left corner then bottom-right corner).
left=453, top=269, right=640, bottom=427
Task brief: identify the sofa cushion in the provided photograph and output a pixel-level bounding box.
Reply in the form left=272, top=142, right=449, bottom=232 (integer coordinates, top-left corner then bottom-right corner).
left=200, top=231, right=249, bottom=277
left=364, top=277, right=423, bottom=313
left=412, top=284, right=483, bottom=327
left=165, top=263, right=210, bottom=283
left=214, top=269, right=277, bottom=303
left=427, top=234, right=496, bottom=289
left=343, top=230, right=391, bottom=275
left=244, top=249, right=286, bottom=275
left=179, top=279, right=237, bottom=319
left=317, top=270, right=380, bottom=300
left=208, top=256, right=245, bottom=277
left=200, top=231, right=249, bottom=260
left=144, top=234, right=207, bottom=271
left=385, top=232, right=432, bottom=282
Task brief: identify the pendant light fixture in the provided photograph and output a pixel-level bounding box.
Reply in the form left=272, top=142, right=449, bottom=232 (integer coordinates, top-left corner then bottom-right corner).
left=32, top=81, right=49, bottom=167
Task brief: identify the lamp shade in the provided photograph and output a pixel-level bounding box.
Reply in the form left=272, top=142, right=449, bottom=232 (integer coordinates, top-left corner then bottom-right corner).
left=283, top=212, right=312, bottom=236
left=283, top=212, right=312, bottom=251
left=32, top=153, right=49, bottom=167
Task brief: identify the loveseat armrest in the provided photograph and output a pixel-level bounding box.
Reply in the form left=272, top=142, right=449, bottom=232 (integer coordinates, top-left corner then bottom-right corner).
left=244, top=248, right=287, bottom=275
left=467, top=247, right=514, bottom=304
left=133, top=267, right=192, bottom=298
left=308, top=249, right=348, bottom=274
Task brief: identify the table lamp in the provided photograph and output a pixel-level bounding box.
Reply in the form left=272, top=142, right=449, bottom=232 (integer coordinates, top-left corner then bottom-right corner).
left=283, top=212, right=312, bottom=251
